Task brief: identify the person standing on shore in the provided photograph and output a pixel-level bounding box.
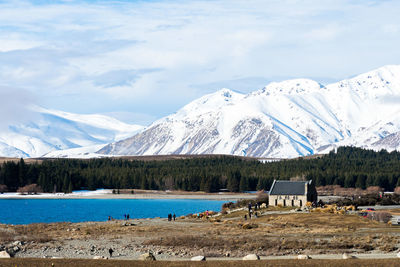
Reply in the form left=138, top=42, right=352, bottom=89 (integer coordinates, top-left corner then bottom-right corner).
left=109, top=248, right=114, bottom=258
left=173, top=213, right=176, bottom=221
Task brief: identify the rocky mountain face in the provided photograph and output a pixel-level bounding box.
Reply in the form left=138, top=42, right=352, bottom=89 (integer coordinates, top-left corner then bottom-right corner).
left=99, top=65, right=400, bottom=158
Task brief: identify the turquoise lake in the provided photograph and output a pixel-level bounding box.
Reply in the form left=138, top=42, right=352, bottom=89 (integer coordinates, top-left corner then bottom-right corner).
left=0, top=199, right=227, bottom=225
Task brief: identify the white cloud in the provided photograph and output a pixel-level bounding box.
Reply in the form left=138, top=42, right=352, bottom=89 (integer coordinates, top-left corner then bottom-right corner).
left=0, top=86, right=40, bottom=130
left=0, top=0, right=399, bottom=125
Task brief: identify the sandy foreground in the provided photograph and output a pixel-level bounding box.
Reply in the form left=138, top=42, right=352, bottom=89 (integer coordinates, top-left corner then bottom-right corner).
left=0, top=189, right=256, bottom=200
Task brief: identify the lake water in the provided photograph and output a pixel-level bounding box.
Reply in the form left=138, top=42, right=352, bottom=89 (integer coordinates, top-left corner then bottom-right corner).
left=0, top=199, right=228, bottom=225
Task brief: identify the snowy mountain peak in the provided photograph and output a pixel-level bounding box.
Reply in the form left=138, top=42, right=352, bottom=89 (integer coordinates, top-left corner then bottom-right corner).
left=99, top=65, right=400, bottom=159
left=330, top=65, right=400, bottom=101
left=257, top=79, right=324, bottom=96
left=0, top=107, right=144, bottom=158
left=175, top=88, right=245, bottom=118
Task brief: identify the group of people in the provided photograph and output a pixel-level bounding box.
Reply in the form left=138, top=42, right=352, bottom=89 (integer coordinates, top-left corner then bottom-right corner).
left=167, top=213, right=176, bottom=221
left=244, top=202, right=261, bottom=220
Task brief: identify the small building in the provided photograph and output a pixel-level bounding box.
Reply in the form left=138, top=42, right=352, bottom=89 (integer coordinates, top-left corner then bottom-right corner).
left=268, top=180, right=317, bottom=207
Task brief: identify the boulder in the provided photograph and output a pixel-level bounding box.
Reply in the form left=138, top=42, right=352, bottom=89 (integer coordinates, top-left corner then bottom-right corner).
left=242, top=223, right=258, bottom=229
left=12, top=241, right=22, bottom=246
left=342, top=253, right=356, bottom=259
left=397, top=251, right=400, bottom=258
left=93, top=256, right=108, bottom=259
left=0, top=251, right=11, bottom=258
left=191, top=255, right=206, bottom=261
left=138, top=252, right=156, bottom=261
left=242, top=254, right=260, bottom=260
left=297, top=254, right=311, bottom=259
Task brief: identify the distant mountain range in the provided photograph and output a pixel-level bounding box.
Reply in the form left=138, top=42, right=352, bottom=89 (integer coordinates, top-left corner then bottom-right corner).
left=1, top=65, right=400, bottom=159
left=99, top=65, right=400, bottom=158
left=0, top=107, right=143, bottom=158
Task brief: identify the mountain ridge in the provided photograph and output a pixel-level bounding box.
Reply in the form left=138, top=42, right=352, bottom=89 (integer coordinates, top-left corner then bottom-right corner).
left=0, top=106, right=143, bottom=158
left=98, top=65, right=400, bottom=158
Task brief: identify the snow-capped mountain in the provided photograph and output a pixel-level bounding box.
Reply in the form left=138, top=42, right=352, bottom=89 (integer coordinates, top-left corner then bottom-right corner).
left=0, top=106, right=143, bottom=158
left=99, top=65, right=400, bottom=158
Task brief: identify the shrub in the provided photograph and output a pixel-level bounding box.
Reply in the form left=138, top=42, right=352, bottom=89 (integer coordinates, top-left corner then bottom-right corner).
left=17, top=184, right=43, bottom=195
left=0, top=184, right=7, bottom=193
left=367, top=211, right=392, bottom=223
left=255, top=191, right=269, bottom=204
left=394, top=187, right=400, bottom=194
left=222, top=202, right=235, bottom=209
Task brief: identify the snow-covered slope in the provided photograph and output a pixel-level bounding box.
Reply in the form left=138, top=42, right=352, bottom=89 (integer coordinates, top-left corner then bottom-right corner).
left=0, top=107, right=143, bottom=158
left=99, top=65, right=400, bottom=158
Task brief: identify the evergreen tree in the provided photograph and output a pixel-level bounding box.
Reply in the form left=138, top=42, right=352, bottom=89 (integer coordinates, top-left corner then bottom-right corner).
left=239, top=176, right=249, bottom=192
left=228, top=170, right=240, bottom=192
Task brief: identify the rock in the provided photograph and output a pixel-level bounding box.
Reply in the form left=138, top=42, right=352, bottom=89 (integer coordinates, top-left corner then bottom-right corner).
left=397, top=251, right=400, bottom=258
left=342, top=253, right=356, bottom=259
left=191, top=255, right=206, bottom=261
left=12, top=241, right=22, bottom=246
left=121, top=222, right=135, bottom=226
left=12, top=246, right=20, bottom=252
left=0, top=251, right=11, bottom=258
left=93, top=256, right=108, bottom=259
left=242, top=254, right=260, bottom=260
left=138, top=252, right=156, bottom=261
left=242, top=223, right=258, bottom=229
left=297, top=254, right=311, bottom=259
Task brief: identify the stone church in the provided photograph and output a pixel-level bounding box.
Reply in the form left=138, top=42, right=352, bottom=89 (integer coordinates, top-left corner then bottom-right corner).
left=268, top=180, right=317, bottom=207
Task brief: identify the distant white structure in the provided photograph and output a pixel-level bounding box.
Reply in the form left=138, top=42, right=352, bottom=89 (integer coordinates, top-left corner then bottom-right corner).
left=257, top=158, right=282, bottom=163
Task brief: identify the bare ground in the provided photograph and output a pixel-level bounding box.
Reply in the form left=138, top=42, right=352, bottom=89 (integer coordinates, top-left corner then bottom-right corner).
left=1, top=258, right=400, bottom=267
left=1, top=206, right=400, bottom=261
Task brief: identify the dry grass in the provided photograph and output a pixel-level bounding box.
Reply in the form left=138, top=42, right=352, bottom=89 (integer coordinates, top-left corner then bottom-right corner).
left=2, top=206, right=400, bottom=259
left=139, top=211, right=400, bottom=256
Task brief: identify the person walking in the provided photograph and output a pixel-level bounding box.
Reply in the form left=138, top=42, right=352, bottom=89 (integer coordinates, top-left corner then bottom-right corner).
left=173, top=213, right=176, bottom=221
left=109, top=248, right=114, bottom=258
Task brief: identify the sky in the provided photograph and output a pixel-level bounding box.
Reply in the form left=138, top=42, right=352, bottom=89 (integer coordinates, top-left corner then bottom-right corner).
left=0, top=0, right=400, bottom=126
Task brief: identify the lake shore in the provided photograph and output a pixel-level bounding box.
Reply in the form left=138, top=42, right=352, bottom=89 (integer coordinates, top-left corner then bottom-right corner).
left=1, top=205, right=400, bottom=262
left=0, top=190, right=257, bottom=200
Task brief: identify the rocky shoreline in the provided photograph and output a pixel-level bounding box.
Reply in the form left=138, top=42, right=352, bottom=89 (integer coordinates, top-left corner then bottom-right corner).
left=2, top=206, right=400, bottom=261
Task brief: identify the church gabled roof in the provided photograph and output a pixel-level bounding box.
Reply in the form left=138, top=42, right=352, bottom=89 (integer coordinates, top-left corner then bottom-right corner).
left=269, top=180, right=311, bottom=195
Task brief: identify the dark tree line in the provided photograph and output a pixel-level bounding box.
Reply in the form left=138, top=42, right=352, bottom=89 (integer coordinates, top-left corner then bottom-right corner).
left=0, top=147, right=399, bottom=193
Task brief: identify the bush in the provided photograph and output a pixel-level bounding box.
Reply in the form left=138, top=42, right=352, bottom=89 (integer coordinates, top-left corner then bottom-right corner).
left=256, top=191, right=269, bottom=204
left=222, top=202, right=235, bottom=209
left=330, top=193, right=400, bottom=206
left=367, top=212, right=392, bottom=223
left=0, top=184, right=7, bottom=193
left=17, top=184, right=43, bottom=195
